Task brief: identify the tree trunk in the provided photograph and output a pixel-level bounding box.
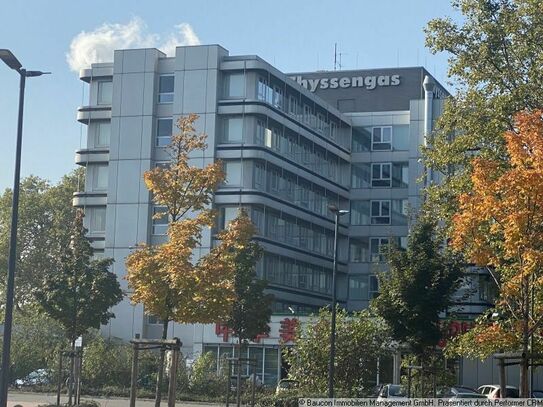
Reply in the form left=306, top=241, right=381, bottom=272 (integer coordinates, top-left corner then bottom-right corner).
left=520, top=275, right=530, bottom=398
left=236, top=339, right=242, bottom=407
left=68, top=339, right=75, bottom=406
left=155, top=320, right=169, bottom=407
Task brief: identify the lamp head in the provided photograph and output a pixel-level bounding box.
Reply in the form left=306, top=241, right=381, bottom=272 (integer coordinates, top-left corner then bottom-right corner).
left=328, top=204, right=349, bottom=216
left=0, top=49, right=22, bottom=71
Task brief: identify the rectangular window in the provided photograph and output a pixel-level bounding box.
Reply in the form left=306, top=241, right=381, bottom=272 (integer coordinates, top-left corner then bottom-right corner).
left=225, top=161, right=242, bottom=186
left=152, top=206, right=168, bottom=235
left=297, top=182, right=311, bottom=209
left=256, top=120, right=265, bottom=146
left=330, top=122, right=337, bottom=140
left=328, top=156, right=338, bottom=181
left=369, top=275, right=379, bottom=299
left=96, top=122, right=111, bottom=147
left=352, top=128, right=371, bottom=152
left=349, top=275, right=368, bottom=300
left=225, top=73, right=245, bottom=98
left=298, top=222, right=311, bottom=249
left=156, top=118, right=173, bottom=147
left=284, top=217, right=298, bottom=246
left=350, top=201, right=370, bottom=225
left=300, top=140, right=313, bottom=166
left=251, top=206, right=265, bottom=235
left=158, top=75, right=174, bottom=103
left=223, top=117, right=243, bottom=143
left=349, top=238, right=369, bottom=263
left=371, top=200, right=391, bottom=225
left=371, top=163, right=391, bottom=187
left=313, top=187, right=327, bottom=215
left=351, top=163, right=371, bottom=188
left=220, top=207, right=238, bottom=229
left=391, top=199, right=409, bottom=225
left=273, top=85, right=283, bottom=109
left=392, top=162, right=409, bottom=188
left=288, top=95, right=298, bottom=116
left=254, top=162, right=266, bottom=190
left=268, top=166, right=281, bottom=194
left=372, top=126, right=392, bottom=150
left=257, top=77, right=270, bottom=102
left=392, top=125, right=409, bottom=150
left=316, top=113, right=326, bottom=133
left=147, top=315, right=165, bottom=325
left=97, top=81, right=112, bottom=105
left=267, top=214, right=284, bottom=241
left=303, top=105, right=312, bottom=125
left=370, top=237, right=389, bottom=262
left=282, top=174, right=296, bottom=202
left=89, top=207, right=106, bottom=233
left=91, top=165, right=108, bottom=191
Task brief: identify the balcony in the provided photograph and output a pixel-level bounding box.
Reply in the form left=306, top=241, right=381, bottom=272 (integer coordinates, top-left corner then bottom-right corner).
left=77, top=105, right=111, bottom=123
left=75, top=148, right=109, bottom=166
left=72, top=191, right=107, bottom=207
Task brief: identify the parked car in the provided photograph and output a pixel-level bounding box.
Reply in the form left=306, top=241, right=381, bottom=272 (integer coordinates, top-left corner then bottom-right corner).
left=532, top=390, right=543, bottom=399
left=15, top=369, right=49, bottom=387
left=477, top=385, right=519, bottom=399
left=377, top=384, right=408, bottom=400
left=437, top=385, right=482, bottom=398
left=275, top=379, right=299, bottom=395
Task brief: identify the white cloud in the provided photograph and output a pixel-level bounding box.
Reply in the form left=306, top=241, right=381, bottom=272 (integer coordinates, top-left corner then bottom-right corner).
left=66, top=17, right=201, bottom=72
left=160, top=23, right=201, bottom=57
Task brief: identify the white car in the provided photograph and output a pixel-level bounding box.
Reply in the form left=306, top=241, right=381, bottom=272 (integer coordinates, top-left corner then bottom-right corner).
left=377, top=384, right=408, bottom=400
left=477, top=385, right=519, bottom=399
left=15, top=369, right=49, bottom=387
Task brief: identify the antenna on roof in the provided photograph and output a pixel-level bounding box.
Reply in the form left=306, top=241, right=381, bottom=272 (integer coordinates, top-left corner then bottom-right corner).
left=334, top=43, right=347, bottom=70
left=334, top=43, right=337, bottom=71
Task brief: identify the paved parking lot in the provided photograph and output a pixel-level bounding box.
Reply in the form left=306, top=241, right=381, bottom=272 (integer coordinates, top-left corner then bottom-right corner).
left=8, top=392, right=221, bottom=407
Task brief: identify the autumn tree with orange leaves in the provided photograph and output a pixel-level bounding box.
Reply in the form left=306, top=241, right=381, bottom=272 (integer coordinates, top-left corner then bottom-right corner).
left=447, top=111, right=543, bottom=397
left=125, top=114, right=245, bottom=406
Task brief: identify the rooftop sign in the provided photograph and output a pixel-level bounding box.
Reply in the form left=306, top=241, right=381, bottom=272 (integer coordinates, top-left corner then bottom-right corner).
left=289, top=74, right=401, bottom=92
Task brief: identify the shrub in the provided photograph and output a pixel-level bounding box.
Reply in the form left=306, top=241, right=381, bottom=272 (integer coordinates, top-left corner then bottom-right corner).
left=189, top=352, right=227, bottom=396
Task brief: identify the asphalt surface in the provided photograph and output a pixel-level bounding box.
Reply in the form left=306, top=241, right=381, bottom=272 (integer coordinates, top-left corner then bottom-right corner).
left=8, top=392, right=222, bottom=407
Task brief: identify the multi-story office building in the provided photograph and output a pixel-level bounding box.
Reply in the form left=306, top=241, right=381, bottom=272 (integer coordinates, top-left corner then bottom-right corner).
left=74, top=45, right=494, bottom=386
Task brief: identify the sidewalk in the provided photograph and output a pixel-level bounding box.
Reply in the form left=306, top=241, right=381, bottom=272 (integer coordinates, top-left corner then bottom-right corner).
left=8, top=392, right=222, bottom=407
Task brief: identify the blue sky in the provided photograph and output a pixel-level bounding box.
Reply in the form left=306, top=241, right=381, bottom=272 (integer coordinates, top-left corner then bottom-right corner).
left=0, top=0, right=459, bottom=191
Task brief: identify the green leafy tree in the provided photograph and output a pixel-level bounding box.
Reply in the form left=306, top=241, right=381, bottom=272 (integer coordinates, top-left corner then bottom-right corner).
left=224, top=209, right=273, bottom=344
left=285, top=308, right=392, bottom=397
left=371, top=218, right=463, bottom=359
left=423, top=0, right=543, bottom=223
left=221, top=210, right=273, bottom=402
left=36, top=209, right=123, bottom=346
left=0, top=310, right=66, bottom=384
left=125, top=114, right=243, bottom=407
left=0, top=169, right=83, bottom=310
left=35, top=209, right=123, bottom=404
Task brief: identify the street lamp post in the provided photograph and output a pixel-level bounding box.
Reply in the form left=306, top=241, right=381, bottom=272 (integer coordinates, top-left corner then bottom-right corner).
left=327, top=204, right=348, bottom=399
left=0, top=49, right=49, bottom=407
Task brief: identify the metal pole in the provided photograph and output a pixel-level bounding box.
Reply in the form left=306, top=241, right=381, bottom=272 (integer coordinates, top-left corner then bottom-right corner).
left=0, top=70, right=26, bottom=407
left=251, top=364, right=256, bottom=407
left=407, top=367, right=412, bottom=398
left=226, top=359, right=231, bottom=407
left=327, top=211, right=339, bottom=398
left=499, top=358, right=506, bottom=399
left=129, top=344, right=139, bottom=407
left=236, top=352, right=241, bottom=407
left=57, top=352, right=63, bottom=407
